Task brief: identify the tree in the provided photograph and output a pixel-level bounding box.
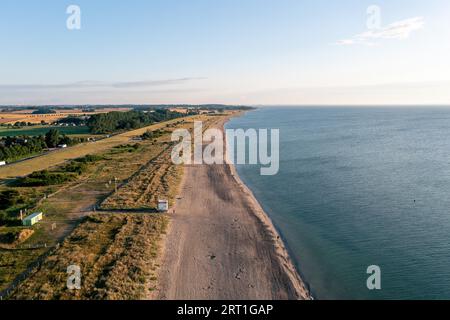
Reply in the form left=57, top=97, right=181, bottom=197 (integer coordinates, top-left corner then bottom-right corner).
left=45, top=129, right=60, bottom=148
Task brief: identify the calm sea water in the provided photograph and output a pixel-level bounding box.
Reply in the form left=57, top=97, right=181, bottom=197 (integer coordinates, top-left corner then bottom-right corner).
left=225, top=107, right=450, bottom=300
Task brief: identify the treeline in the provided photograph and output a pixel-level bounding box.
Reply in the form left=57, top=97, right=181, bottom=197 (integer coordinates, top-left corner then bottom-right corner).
left=87, top=110, right=183, bottom=134
left=0, top=129, right=86, bottom=162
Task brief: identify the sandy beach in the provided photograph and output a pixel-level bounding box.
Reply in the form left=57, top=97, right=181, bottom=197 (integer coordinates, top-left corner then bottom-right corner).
left=155, top=117, right=310, bottom=300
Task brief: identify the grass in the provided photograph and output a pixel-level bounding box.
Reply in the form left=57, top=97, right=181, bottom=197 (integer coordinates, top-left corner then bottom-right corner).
left=0, top=126, right=90, bottom=137
left=0, top=121, right=190, bottom=294
left=0, top=115, right=199, bottom=179
left=10, top=214, right=168, bottom=300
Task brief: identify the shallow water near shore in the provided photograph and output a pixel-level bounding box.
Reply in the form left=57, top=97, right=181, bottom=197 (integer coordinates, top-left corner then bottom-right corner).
left=226, top=106, right=450, bottom=300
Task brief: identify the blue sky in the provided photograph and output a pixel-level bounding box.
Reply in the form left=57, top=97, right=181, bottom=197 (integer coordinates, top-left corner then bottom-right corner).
left=0, top=0, right=449, bottom=105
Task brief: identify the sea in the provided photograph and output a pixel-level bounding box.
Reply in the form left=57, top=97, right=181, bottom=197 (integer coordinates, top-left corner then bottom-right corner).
left=225, top=106, right=450, bottom=300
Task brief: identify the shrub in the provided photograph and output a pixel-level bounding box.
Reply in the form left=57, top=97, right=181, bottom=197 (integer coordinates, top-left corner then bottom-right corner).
left=17, top=170, right=76, bottom=187
left=0, top=190, right=23, bottom=209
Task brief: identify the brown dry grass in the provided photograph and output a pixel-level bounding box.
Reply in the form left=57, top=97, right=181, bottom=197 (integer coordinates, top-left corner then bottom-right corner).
left=100, top=143, right=183, bottom=210
left=11, top=214, right=168, bottom=300
left=0, top=136, right=175, bottom=293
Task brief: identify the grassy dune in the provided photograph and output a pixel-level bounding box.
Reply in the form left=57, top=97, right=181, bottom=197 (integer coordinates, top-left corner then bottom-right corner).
left=11, top=214, right=168, bottom=300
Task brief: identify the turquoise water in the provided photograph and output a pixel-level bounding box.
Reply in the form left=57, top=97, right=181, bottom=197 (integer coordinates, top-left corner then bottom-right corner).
left=225, top=107, right=450, bottom=300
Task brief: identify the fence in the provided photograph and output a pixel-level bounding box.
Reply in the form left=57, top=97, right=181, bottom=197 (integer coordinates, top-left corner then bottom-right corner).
left=0, top=243, right=60, bottom=300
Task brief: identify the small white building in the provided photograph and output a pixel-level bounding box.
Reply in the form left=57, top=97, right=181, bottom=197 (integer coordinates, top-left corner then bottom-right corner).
left=0, top=161, right=6, bottom=166
left=23, top=212, right=43, bottom=226
left=158, top=200, right=169, bottom=212
left=58, top=144, right=68, bottom=148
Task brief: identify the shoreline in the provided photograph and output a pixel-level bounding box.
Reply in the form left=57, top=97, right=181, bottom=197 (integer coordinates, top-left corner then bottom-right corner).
left=223, top=115, right=311, bottom=300
left=154, top=113, right=311, bottom=300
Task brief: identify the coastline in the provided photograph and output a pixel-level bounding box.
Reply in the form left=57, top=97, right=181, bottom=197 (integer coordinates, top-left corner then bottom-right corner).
left=154, top=113, right=311, bottom=300
left=223, top=115, right=311, bottom=300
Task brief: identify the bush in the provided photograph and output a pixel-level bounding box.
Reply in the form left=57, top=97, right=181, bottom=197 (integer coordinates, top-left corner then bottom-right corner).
left=0, top=190, right=23, bottom=210
left=61, top=162, right=87, bottom=175
left=74, top=154, right=104, bottom=163
left=16, top=170, right=76, bottom=187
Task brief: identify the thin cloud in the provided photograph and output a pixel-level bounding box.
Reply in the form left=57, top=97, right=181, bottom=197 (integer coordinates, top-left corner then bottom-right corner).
left=0, top=77, right=205, bottom=91
left=336, top=17, right=425, bottom=46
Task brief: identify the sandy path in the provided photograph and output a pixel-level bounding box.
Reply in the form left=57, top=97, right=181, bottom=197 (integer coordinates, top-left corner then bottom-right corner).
left=156, top=121, right=310, bottom=299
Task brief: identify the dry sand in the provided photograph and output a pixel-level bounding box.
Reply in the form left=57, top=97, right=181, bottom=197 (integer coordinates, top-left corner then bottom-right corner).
left=155, top=118, right=310, bottom=300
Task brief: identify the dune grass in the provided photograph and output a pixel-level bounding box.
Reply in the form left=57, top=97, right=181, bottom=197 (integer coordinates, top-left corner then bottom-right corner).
left=10, top=214, right=168, bottom=300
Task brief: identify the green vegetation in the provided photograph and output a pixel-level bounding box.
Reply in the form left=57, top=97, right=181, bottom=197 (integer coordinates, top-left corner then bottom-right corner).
left=141, top=129, right=168, bottom=140
left=15, top=153, right=105, bottom=187
left=44, top=129, right=59, bottom=148
left=0, top=126, right=90, bottom=137
left=55, top=117, right=86, bottom=126
left=0, top=130, right=89, bottom=163
left=0, top=136, right=47, bottom=163
left=0, top=190, right=23, bottom=210
left=74, top=154, right=104, bottom=163
left=109, top=143, right=141, bottom=155
left=16, top=170, right=77, bottom=187
left=87, top=109, right=182, bottom=134
left=0, top=188, right=45, bottom=227
left=32, top=108, right=56, bottom=114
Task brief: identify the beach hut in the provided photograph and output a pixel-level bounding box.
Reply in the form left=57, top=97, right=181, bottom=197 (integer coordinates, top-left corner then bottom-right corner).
left=23, top=212, right=43, bottom=226
left=158, top=200, right=169, bottom=212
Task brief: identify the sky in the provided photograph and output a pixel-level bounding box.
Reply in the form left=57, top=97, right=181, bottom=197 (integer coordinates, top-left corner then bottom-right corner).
left=0, top=0, right=450, bottom=106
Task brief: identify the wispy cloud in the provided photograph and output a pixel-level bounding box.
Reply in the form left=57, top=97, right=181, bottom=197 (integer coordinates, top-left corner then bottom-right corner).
left=336, top=17, right=425, bottom=46
left=0, top=77, right=205, bottom=91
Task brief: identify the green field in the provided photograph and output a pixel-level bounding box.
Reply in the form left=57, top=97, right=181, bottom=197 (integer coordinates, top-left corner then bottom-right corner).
left=0, top=126, right=90, bottom=137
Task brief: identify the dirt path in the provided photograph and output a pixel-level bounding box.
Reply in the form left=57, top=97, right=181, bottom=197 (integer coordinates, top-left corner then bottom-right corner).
left=156, top=160, right=310, bottom=300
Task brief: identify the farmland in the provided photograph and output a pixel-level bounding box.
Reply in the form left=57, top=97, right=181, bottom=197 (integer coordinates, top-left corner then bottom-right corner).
left=0, top=108, right=131, bottom=125
left=0, top=126, right=90, bottom=137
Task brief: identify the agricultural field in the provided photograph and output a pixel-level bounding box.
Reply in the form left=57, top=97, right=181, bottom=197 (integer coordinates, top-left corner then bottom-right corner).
left=0, top=109, right=129, bottom=125
left=0, top=126, right=90, bottom=137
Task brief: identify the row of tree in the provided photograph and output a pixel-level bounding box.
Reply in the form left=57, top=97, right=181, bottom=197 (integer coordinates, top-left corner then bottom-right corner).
left=87, top=110, right=182, bottom=134
left=0, top=129, right=85, bottom=162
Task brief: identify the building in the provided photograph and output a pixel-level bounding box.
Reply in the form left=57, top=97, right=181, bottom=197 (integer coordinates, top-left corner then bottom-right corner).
left=0, top=161, right=6, bottom=166
left=158, top=200, right=169, bottom=212
left=23, top=212, right=43, bottom=226
left=57, top=144, right=67, bottom=148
